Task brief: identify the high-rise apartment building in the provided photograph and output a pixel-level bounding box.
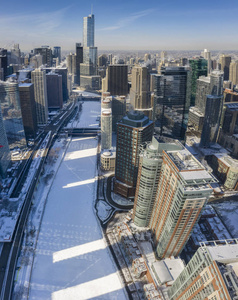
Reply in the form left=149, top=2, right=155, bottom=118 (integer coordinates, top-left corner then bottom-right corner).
left=154, top=66, right=191, bottom=140
left=189, top=58, right=207, bottom=105
left=46, top=72, right=63, bottom=109
left=19, top=83, right=38, bottom=140
left=168, top=240, right=238, bottom=300
left=133, top=138, right=182, bottom=227
left=104, top=65, right=128, bottom=96
left=220, top=54, right=231, bottom=81
left=229, top=60, right=238, bottom=86
left=150, top=147, right=215, bottom=259
left=114, top=111, right=154, bottom=198
left=101, top=108, right=112, bottom=150
left=0, top=80, right=27, bottom=149
left=31, top=68, right=48, bottom=125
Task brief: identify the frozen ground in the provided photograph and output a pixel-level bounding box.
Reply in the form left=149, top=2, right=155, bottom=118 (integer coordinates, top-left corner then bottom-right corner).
left=28, top=102, right=126, bottom=300
left=213, top=201, right=238, bottom=238
left=66, top=101, right=101, bottom=129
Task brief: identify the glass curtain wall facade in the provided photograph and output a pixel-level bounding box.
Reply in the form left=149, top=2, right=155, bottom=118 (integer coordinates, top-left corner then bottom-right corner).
left=154, top=67, right=191, bottom=140
left=0, top=81, right=26, bottom=150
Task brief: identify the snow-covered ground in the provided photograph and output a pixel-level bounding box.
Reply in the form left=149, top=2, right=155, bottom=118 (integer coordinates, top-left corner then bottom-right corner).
left=28, top=102, right=126, bottom=300
left=66, top=101, right=101, bottom=129
left=213, top=201, right=238, bottom=238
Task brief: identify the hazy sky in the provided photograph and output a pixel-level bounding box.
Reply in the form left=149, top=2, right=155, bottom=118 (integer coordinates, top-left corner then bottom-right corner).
left=1, top=0, right=238, bottom=51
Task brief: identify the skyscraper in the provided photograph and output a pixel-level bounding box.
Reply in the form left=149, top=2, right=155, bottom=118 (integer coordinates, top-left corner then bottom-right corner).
left=34, top=46, right=52, bottom=67
left=31, top=68, right=48, bottom=125
left=149, top=147, right=215, bottom=259
left=0, top=107, right=11, bottom=178
left=201, top=49, right=211, bottom=75
left=189, top=58, right=207, bottom=105
left=46, top=72, right=63, bottom=109
left=168, top=240, right=238, bottom=300
left=154, top=66, right=191, bottom=140
left=101, top=109, right=112, bottom=150
left=111, top=95, right=127, bottom=132
left=54, top=67, right=69, bottom=103
left=19, top=83, right=38, bottom=140
left=0, top=80, right=27, bottom=149
left=188, top=70, right=224, bottom=134
left=220, top=54, right=231, bottom=81
left=133, top=138, right=182, bottom=227
left=200, top=70, right=224, bottom=147
left=83, top=14, right=94, bottom=47
left=104, top=65, right=128, bottom=96
left=114, top=111, right=154, bottom=198
left=0, top=48, right=8, bottom=80
left=229, top=60, right=238, bottom=86
left=80, top=13, right=100, bottom=89
left=130, top=66, right=151, bottom=109
left=53, top=46, right=61, bottom=64
left=75, top=43, right=83, bottom=85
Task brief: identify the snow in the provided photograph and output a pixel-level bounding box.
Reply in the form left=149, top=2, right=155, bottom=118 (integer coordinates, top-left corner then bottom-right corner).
left=212, top=201, right=238, bottom=238
left=28, top=101, right=126, bottom=300
left=96, top=200, right=113, bottom=222
left=66, top=101, right=101, bottom=129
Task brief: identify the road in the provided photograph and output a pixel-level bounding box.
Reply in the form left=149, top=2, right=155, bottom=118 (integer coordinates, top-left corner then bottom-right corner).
left=0, top=101, right=77, bottom=300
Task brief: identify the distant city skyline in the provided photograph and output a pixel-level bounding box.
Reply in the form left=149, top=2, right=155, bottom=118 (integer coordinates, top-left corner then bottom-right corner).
left=1, top=0, right=238, bottom=51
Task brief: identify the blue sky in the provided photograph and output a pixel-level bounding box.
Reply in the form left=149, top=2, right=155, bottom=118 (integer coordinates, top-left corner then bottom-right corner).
left=1, top=0, right=238, bottom=51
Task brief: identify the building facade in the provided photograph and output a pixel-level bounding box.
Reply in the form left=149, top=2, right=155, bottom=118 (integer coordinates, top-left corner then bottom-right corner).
left=133, top=138, right=182, bottom=227
left=130, top=66, right=152, bottom=116
left=168, top=240, right=238, bottom=300
left=0, top=107, right=10, bottom=178
left=31, top=68, right=48, bottom=125
left=154, top=66, right=191, bottom=140
left=189, top=58, right=207, bottom=105
left=106, top=64, right=128, bottom=96
left=220, top=54, right=231, bottom=81
left=46, top=72, right=63, bottom=109
left=114, top=111, right=154, bottom=198
left=229, top=60, right=238, bottom=86
left=150, top=147, right=215, bottom=259
left=19, top=83, right=38, bottom=140
left=0, top=80, right=27, bottom=150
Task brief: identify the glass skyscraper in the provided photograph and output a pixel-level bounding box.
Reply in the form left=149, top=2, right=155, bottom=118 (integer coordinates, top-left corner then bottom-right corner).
left=0, top=80, right=27, bottom=150
left=83, top=14, right=94, bottom=47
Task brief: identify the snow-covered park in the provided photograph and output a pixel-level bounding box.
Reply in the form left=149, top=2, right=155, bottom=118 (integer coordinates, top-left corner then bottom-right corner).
left=27, top=102, right=126, bottom=299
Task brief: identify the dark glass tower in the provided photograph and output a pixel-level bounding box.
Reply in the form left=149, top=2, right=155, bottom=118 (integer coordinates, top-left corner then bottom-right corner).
left=114, top=111, right=154, bottom=198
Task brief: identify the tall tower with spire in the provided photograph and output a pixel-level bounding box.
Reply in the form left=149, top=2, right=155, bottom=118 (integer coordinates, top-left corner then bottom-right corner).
left=80, top=12, right=100, bottom=89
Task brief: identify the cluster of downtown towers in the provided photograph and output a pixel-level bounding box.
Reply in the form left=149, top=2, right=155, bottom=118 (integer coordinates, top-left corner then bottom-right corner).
left=0, top=12, right=237, bottom=299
